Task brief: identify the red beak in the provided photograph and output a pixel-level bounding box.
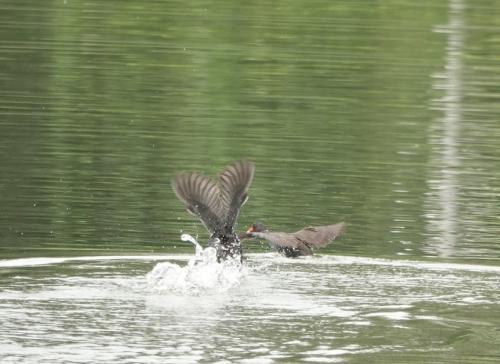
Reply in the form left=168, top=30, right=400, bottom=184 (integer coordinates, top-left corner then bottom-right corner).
left=246, top=226, right=255, bottom=234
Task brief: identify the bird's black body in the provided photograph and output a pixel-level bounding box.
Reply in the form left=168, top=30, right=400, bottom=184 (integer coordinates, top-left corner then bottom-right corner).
left=209, top=231, right=242, bottom=261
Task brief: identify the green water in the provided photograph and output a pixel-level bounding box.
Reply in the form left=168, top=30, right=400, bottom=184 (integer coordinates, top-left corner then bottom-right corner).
left=1, top=0, right=500, bottom=362
left=1, top=0, right=498, bottom=262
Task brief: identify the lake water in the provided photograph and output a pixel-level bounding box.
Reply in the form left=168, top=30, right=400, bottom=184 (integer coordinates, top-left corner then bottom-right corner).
left=1, top=0, right=500, bottom=362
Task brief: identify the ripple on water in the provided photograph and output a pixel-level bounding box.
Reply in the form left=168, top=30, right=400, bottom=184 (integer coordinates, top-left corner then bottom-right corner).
left=1, top=248, right=500, bottom=363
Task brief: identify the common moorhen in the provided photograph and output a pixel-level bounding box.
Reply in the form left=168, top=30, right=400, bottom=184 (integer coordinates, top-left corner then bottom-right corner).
left=172, top=160, right=255, bottom=262
left=245, top=222, right=345, bottom=257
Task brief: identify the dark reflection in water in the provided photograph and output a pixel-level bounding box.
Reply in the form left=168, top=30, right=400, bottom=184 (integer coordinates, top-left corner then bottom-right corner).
left=0, top=0, right=499, bottom=263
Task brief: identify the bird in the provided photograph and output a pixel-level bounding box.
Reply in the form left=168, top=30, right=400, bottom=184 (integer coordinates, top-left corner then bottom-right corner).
left=245, top=222, right=345, bottom=257
left=171, top=160, right=255, bottom=262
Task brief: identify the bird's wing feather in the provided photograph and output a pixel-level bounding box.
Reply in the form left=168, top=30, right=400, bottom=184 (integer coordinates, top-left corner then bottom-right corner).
left=253, top=232, right=313, bottom=256
left=171, top=172, right=224, bottom=233
left=293, top=222, right=345, bottom=248
left=218, top=160, right=255, bottom=228
left=252, top=232, right=300, bottom=248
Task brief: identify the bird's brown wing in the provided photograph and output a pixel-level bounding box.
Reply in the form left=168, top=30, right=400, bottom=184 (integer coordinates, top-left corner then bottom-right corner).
left=251, top=232, right=296, bottom=247
left=171, top=172, right=224, bottom=234
left=218, top=160, right=255, bottom=228
left=293, top=222, right=345, bottom=248
left=252, top=231, right=313, bottom=256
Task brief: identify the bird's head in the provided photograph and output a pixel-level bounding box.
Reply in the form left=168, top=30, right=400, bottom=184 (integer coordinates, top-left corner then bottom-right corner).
left=246, top=223, right=267, bottom=236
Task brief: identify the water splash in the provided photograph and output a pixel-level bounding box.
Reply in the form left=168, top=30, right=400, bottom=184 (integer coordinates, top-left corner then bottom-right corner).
left=180, top=233, right=204, bottom=258
left=146, top=234, right=246, bottom=295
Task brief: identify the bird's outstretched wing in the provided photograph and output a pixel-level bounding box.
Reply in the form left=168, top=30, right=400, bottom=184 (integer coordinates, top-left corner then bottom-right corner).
left=293, top=222, right=345, bottom=248
left=251, top=231, right=314, bottom=256
left=219, top=160, right=255, bottom=228
left=172, top=160, right=255, bottom=234
left=172, top=172, right=225, bottom=233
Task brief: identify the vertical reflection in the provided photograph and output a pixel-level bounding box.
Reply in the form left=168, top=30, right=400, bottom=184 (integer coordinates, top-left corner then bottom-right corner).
left=426, top=0, right=464, bottom=257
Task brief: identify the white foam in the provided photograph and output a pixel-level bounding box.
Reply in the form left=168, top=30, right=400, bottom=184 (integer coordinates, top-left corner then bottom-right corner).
left=253, top=254, right=500, bottom=273
left=365, top=311, right=411, bottom=321
left=146, top=234, right=246, bottom=295
left=2, top=250, right=498, bottom=276
left=0, top=255, right=190, bottom=268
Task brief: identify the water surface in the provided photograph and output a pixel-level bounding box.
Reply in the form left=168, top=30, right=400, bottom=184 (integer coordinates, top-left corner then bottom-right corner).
left=1, top=254, right=500, bottom=363
left=1, top=0, right=500, bottom=362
